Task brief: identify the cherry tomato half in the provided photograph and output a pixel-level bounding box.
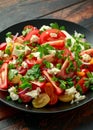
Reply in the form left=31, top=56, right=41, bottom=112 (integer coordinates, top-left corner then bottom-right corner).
left=40, top=29, right=66, bottom=44
left=0, top=42, right=7, bottom=50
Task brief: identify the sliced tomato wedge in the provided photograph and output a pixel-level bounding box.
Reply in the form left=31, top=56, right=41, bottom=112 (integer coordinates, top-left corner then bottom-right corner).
left=76, top=77, right=88, bottom=94
left=25, top=58, right=42, bottom=68
left=40, top=29, right=66, bottom=44
left=31, top=81, right=45, bottom=90
left=0, top=42, right=7, bottom=50
left=44, top=82, right=58, bottom=105
left=44, top=40, right=65, bottom=49
left=24, top=29, right=40, bottom=41
left=17, top=66, right=27, bottom=75
left=19, top=93, right=32, bottom=103
left=43, top=70, right=63, bottom=95
left=0, top=63, right=8, bottom=90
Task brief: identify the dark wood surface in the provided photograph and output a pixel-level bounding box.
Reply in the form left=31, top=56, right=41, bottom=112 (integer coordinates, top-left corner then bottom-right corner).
left=0, top=0, right=93, bottom=130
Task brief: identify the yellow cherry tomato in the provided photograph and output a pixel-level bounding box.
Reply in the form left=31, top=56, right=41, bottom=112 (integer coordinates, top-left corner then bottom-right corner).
left=58, top=93, right=74, bottom=102
left=32, top=93, right=50, bottom=108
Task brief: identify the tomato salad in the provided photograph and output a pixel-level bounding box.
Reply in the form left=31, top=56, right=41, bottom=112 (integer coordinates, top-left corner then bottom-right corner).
left=0, top=22, right=93, bottom=108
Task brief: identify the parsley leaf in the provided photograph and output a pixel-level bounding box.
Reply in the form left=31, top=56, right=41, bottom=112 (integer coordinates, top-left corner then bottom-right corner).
left=8, top=69, right=18, bottom=81
left=26, top=64, right=41, bottom=80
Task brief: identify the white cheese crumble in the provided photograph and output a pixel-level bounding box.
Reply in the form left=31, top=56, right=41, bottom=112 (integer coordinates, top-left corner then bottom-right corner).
left=0, top=50, right=4, bottom=58
left=3, top=54, right=9, bottom=58
left=9, top=59, right=17, bottom=64
left=31, top=52, right=40, bottom=59
left=6, top=37, right=13, bottom=43
left=10, top=92, right=19, bottom=101
left=65, top=86, right=77, bottom=95
left=48, top=67, right=60, bottom=75
left=39, top=25, right=51, bottom=32
left=26, top=87, right=41, bottom=98
left=22, top=61, right=28, bottom=68
left=8, top=86, right=19, bottom=101
left=30, top=35, right=39, bottom=43
left=50, top=33, right=57, bottom=38
left=82, top=53, right=91, bottom=62
left=65, top=86, right=86, bottom=104
left=48, top=50, right=56, bottom=55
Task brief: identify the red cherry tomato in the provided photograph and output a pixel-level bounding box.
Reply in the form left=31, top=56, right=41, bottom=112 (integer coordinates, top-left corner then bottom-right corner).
left=44, top=40, right=65, bottom=50
left=76, top=77, right=88, bottom=94
left=44, top=82, right=58, bottom=105
left=0, top=63, right=8, bottom=90
left=24, top=29, right=40, bottom=41
left=19, top=93, right=32, bottom=103
left=40, top=29, right=66, bottom=44
left=23, top=25, right=35, bottom=30
left=25, top=58, right=42, bottom=68
left=17, top=66, right=27, bottom=75
left=0, top=42, right=7, bottom=50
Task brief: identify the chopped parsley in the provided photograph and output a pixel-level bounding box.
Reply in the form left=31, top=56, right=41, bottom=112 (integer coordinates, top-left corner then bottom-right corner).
left=50, top=22, right=66, bottom=30
left=26, top=64, right=41, bottom=81
left=8, top=69, right=18, bottom=81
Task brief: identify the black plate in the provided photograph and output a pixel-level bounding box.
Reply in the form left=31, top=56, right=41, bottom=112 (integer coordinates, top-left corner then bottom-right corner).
left=0, top=18, right=93, bottom=114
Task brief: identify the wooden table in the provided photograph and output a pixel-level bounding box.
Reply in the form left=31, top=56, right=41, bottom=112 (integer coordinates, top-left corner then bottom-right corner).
left=0, top=0, right=93, bottom=130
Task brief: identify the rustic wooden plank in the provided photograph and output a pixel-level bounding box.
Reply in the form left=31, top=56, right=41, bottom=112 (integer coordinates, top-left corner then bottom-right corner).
left=1, top=101, right=93, bottom=130
left=43, top=0, right=93, bottom=31
left=0, top=0, right=84, bottom=32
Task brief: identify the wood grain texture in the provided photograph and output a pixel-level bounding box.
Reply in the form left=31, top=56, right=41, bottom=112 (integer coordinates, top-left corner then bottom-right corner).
left=43, top=0, right=93, bottom=31
left=0, top=0, right=84, bottom=32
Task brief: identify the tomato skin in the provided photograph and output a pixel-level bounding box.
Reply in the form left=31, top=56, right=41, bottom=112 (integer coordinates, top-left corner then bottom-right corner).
left=0, top=42, right=7, bottom=50
left=76, top=77, right=88, bottom=94
left=23, top=25, right=35, bottom=30
left=31, top=81, right=45, bottom=91
left=25, top=58, right=42, bottom=68
left=44, top=40, right=65, bottom=50
left=0, top=63, right=8, bottom=90
left=40, top=29, right=66, bottom=44
left=44, top=82, right=58, bottom=105
left=24, top=29, right=40, bottom=41
left=19, top=93, right=32, bottom=103
left=17, top=66, right=27, bottom=75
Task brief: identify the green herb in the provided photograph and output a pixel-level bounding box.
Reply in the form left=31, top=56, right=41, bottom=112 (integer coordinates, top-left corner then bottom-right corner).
left=23, top=40, right=30, bottom=45
left=26, top=64, right=41, bottom=80
left=76, top=84, right=82, bottom=94
left=19, top=76, right=32, bottom=89
left=38, top=44, right=54, bottom=58
left=56, top=63, right=61, bottom=69
left=18, top=98, right=22, bottom=103
left=0, top=60, right=3, bottom=65
left=66, top=59, right=75, bottom=73
left=66, top=39, right=72, bottom=47
left=19, top=81, right=32, bottom=89
left=8, top=63, right=15, bottom=69
left=5, top=46, right=11, bottom=55
left=59, top=80, right=67, bottom=89
left=38, top=76, right=45, bottom=82
left=66, top=78, right=74, bottom=88
left=43, top=60, right=51, bottom=68
left=50, top=22, right=66, bottom=30
left=6, top=32, right=12, bottom=38
left=55, top=50, right=64, bottom=59
left=6, top=95, right=11, bottom=101
left=22, top=28, right=31, bottom=36
left=84, top=72, right=93, bottom=90
left=17, top=54, right=24, bottom=64
left=8, top=69, right=18, bottom=81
